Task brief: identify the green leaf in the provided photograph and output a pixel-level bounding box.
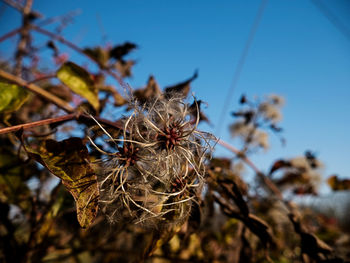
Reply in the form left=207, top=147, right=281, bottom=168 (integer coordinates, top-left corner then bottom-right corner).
left=0, top=81, right=29, bottom=113
left=57, top=62, right=99, bottom=111
left=26, top=137, right=99, bottom=228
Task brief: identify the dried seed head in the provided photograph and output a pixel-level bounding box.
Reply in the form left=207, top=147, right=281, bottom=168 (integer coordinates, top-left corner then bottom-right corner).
left=117, top=143, right=139, bottom=166
left=93, top=96, right=215, bottom=228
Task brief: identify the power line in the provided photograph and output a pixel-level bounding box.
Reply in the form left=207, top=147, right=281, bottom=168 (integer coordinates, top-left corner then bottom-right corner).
left=310, top=0, right=350, bottom=42
left=216, top=0, right=268, bottom=136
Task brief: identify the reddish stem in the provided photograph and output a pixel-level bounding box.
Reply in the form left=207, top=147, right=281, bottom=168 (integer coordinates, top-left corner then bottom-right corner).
left=217, top=139, right=283, bottom=200
left=0, top=114, right=75, bottom=135
left=0, top=113, right=123, bottom=135
left=31, top=26, right=130, bottom=93
left=28, top=73, right=56, bottom=83
left=0, top=27, right=21, bottom=43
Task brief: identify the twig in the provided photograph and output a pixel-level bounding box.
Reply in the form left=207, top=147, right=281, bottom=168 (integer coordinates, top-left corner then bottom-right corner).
left=0, top=10, right=78, bottom=43
left=31, top=26, right=128, bottom=91
left=36, top=9, right=81, bottom=28
left=0, top=69, right=74, bottom=113
left=0, top=114, right=75, bottom=135
left=2, top=0, right=24, bottom=12
left=218, top=139, right=259, bottom=173
left=32, top=26, right=84, bottom=58
left=0, top=10, right=75, bottom=43
left=0, top=113, right=123, bottom=135
left=0, top=27, right=21, bottom=42
left=28, top=73, right=56, bottom=83
left=217, top=139, right=283, bottom=200
left=14, top=0, right=33, bottom=76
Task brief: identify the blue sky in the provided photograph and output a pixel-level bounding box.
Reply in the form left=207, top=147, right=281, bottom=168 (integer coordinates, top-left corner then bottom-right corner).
left=1, top=0, right=350, bottom=185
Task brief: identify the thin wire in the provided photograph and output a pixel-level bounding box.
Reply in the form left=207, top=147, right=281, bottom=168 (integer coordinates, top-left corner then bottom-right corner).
left=216, top=0, right=268, bottom=136
left=96, top=13, right=108, bottom=44
left=310, top=0, right=350, bottom=42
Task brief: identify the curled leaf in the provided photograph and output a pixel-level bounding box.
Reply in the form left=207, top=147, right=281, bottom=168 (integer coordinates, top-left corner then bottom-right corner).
left=109, top=42, right=137, bottom=61
left=268, top=159, right=291, bottom=175
left=327, top=175, right=350, bottom=191
left=25, top=137, right=99, bottom=228
left=164, top=70, right=198, bottom=98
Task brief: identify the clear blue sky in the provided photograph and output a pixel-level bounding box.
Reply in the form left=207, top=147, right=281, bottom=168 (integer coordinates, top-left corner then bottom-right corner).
left=1, top=0, right=350, bottom=185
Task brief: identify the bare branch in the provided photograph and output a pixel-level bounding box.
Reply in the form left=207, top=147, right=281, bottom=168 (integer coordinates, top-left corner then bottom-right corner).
left=28, top=73, right=56, bottom=84
left=0, top=27, right=21, bottom=43
left=217, top=139, right=283, bottom=200
left=0, top=113, right=123, bottom=135
left=0, top=114, right=75, bottom=135
left=2, top=0, right=24, bottom=12
left=14, top=0, right=33, bottom=76
left=0, top=69, right=74, bottom=113
left=31, top=26, right=129, bottom=92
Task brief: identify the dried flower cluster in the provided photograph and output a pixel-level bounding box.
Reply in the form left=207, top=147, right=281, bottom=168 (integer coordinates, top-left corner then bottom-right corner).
left=91, top=96, right=214, bottom=227
left=230, top=94, right=285, bottom=151
left=269, top=151, right=323, bottom=195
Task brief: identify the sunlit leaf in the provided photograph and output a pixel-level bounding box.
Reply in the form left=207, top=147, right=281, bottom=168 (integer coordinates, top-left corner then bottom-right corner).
left=25, top=137, right=99, bottom=228
left=327, top=175, right=350, bottom=191
left=57, top=62, right=99, bottom=110
left=0, top=81, right=29, bottom=114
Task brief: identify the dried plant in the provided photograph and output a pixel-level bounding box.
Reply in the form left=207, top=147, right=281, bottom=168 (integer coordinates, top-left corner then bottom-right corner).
left=230, top=94, right=285, bottom=153
left=0, top=2, right=348, bottom=263
left=90, top=96, right=215, bottom=227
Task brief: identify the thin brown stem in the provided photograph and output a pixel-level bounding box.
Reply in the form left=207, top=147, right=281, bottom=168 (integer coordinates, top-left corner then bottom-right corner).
left=32, top=26, right=84, bottom=58
left=0, top=113, right=123, bottom=135
left=0, top=69, right=74, bottom=113
left=217, top=139, right=283, bottom=200
left=0, top=11, right=74, bottom=43
left=0, top=11, right=76, bottom=43
left=2, top=0, right=24, bottom=12
left=28, top=73, right=56, bottom=83
left=0, top=114, right=75, bottom=135
left=36, top=9, right=80, bottom=28
left=31, top=26, right=128, bottom=91
left=0, top=27, right=21, bottom=43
